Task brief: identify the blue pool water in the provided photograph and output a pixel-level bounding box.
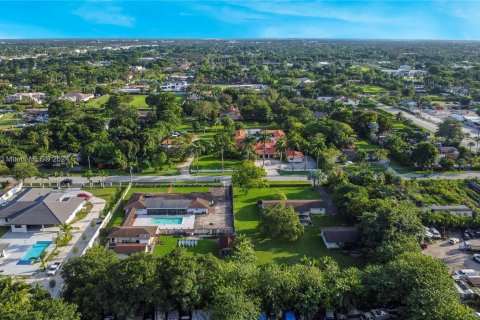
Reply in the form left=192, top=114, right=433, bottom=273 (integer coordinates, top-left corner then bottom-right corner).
left=150, top=217, right=183, bottom=225
left=17, top=241, right=52, bottom=265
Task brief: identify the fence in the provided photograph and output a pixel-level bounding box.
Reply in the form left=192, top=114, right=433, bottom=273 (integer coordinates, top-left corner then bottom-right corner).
left=190, top=169, right=234, bottom=173
left=81, top=183, right=132, bottom=255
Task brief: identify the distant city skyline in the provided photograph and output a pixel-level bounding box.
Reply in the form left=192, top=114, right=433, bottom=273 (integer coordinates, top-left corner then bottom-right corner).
left=1, top=1, right=480, bottom=40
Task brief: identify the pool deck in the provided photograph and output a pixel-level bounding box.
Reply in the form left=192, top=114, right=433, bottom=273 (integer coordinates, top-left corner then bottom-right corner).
left=0, top=229, right=57, bottom=275
left=133, top=214, right=195, bottom=230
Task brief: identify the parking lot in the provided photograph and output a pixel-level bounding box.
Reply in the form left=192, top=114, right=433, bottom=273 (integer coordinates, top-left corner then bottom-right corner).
left=424, top=231, right=480, bottom=273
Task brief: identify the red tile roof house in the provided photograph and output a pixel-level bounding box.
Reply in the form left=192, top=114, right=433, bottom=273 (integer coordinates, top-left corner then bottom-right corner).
left=220, top=107, right=243, bottom=120
left=235, top=129, right=304, bottom=162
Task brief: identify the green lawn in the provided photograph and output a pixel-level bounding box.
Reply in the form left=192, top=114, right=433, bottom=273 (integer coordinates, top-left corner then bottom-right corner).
left=89, top=188, right=121, bottom=207
left=277, top=170, right=310, bottom=176
left=107, top=203, right=125, bottom=228
left=0, top=226, right=9, bottom=237
left=171, top=186, right=211, bottom=193
left=234, top=186, right=365, bottom=267
left=86, top=95, right=109, bottom=107
left=389, top=159, right=425, bottom=174
left=154, top=236, right=218, bottom=257
left=358, top=85, right=388, bottom=94
left=126, top=187, right=169, bottom=199
left=355, top=139, right=379, bottom=152
left=128, top=95, right=149, bottom=109
left=191, top=154, right=242, bottom=171
left=345, top=163, right=386, bottom=174
left=0, top=113, right=25, bottom=129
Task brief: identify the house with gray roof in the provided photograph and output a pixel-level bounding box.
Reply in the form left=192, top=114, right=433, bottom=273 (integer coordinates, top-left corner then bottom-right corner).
left=321, top=227, right=360, bottom=249
left=125, top=193, right=211, bottom=216
left=0, top=188, right=85, bottom=232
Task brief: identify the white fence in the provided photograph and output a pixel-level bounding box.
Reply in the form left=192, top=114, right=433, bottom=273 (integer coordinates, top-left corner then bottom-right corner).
left=81, top=183, right=132, bottom=255
left=190, top=169, right=234, bottom=173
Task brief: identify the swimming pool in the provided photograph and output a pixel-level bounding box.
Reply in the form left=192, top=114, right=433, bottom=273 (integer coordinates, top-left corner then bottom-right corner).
left=17, top=241, right=52, bottom=265
left=150, top=217, right=183, bottom=225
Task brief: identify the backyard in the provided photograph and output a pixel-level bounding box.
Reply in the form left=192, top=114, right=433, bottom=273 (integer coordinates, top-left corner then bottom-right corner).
left=153, top=235, right=218, bottom=257
left=233, top=184, right=365, bottom=267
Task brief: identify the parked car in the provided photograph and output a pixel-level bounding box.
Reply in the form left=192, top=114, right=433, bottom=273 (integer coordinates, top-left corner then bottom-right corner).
left=60, top=178, right=73, bottom=185
left=430, top=227, right=441, bottom=239
left=464, top=232, right=471, bottom=240
left=77, top=193, right=91, bottom=200
left=371, top=309, right=391, bottom=320
left=325, top=311, right=335, bottom=320
left=47, top=262, right=61, bottom=276
left=449, top=238, right=460, bottom=245
left=424, top=226, right=433, bottom=238
left=455, top=269, right=478, bottom=276
left=473, top=254, right=480, bottom=264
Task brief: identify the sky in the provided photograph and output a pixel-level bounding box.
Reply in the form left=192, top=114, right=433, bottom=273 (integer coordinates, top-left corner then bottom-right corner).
left=1, top=0, right=480, bottom=40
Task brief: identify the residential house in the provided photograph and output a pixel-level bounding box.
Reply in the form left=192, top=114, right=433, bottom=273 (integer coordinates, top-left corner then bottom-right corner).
left=107, top=226, right=157, bottom=257
left=341, top=148, right=357, bottom=160
left=59, top=92, right=94, bottom=102
left=235, top=129, right=290, bottom=159
left=0, top=188, right=85, bottom=232
left=124, top=193, right=211, bottom=217
left=422, top=205, right=473, bottom=217
left=321, top=227, right=360, bottom=249
left=284, top=150, right=305, bottom=163
left=335, top=96, right=357, bottom=106
left=0, top=182, right=22, bottom=205
left=22, top=109, right=49, bottom=123
left=463, top=115, right=480, bottom=127
left=438, top=146, right=460, bottom=160
left=220, top=107, right=242, bottom=120
left=160, top=81, right=187, bottom=92
left=259, top=200, right=325, bottom=214
left=296, top=78, right=314, bottom=85
left=6, top=92, right=45, bottom=104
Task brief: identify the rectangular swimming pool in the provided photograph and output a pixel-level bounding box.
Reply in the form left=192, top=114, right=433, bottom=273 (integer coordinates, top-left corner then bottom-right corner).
left=17, top=241, right=52, bottom=265
left=150, top=217, right=183, bottom=225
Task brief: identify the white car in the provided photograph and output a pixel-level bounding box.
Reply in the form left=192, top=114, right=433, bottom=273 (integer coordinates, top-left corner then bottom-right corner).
left=47, top=262, right=61, bottom=276
left=455, top=269, right=477, bottom=276
left=449, top=238, right=460, bottom=245
left=474, top=254, right=480, bottom=263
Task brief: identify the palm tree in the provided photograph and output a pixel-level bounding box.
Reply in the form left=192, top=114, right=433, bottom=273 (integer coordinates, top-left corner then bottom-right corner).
left=35, top=171, right=50, bottom=188
left=38, top=252, right=48, bottom=270
left=59, top=223, right=73, bottom=238
left=275, top=137, right=288, bottom=167
left=83, top=169, right=94, bottom=187
left=287, top=138, right=300, bottom=171
left=258, top=132, right=273, bottom=167
left=474, top=136, right=480, bottom=154
left=98, top=169, right=107, bottom=187
left=243, top=135, right=257, bottom=160
left=65, top=154, right=79, bottom=173
left=214, top=132, right=230, bottom=173
left=468, top=141, right=475, bottom=152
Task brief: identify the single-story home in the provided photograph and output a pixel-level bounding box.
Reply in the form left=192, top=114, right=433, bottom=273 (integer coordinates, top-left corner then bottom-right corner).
left=0, top=188, right=85, bottom=232
left=284, top=150, right=305, bottom=163
left=438, top=146, right=460, bottom=160
left=125, top=193, right=211, bottom=216
left=422, top=205, right=473, bottom=217
left=321, top=227, right=360, bottom=249
left=220, top=107, right=242, bottom=120
left=107, top=226, right=158, bottom=257
left=259, top=200, right=325, bottom=214
left=59, top=92, right=94, bottom=102
left=341, top=148, right=357, bottom=160
left=0, top=182, right=22, bottom=204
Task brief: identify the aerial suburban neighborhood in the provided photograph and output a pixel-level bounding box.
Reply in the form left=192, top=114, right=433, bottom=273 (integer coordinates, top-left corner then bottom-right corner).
left=3, top=1, right=480, bottom=319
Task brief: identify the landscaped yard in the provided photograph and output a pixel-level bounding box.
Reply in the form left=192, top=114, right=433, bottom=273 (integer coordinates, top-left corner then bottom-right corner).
left=128, top=95, right=149, bottom=109
left=191, top=154, right=242, bottom=171
left=0, top=113, right=25, bottom=130
left=345, top=163, right=386, bottom=173
left=86, top=95, right=109, bottom=107
left=234, top=185, right=365, bottom=267
left=154, top=236, right=218, bottom=257
left=358, top=85, right=388, bottom=94
left=355, top=139, right=379, bottom=152
left=89, top=188, right=121, bottom=208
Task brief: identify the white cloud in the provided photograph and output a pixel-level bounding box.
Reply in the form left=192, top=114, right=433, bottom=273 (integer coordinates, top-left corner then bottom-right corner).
left=74, top=4, right=135, bottom=27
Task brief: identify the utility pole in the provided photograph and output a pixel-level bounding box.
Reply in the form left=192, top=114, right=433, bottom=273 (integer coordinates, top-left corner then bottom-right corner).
left=129, top=165, right=133, bottom=184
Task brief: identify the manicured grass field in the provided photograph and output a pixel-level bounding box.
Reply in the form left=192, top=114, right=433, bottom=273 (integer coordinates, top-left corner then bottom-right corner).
left=388, top=159, right=425, bottom=174
left=171, top=186, right=211, bottom=193
left=154, top=236, right=218, bottom=257
left=0, top=113, right=25, bottom=129
left=234, top=185, right=365, bottom=267
left=128, top=95, right=149, bottom=109
left=345, top=163, right=386, bottom=173
left=358, top=85, right=388, bottom=93
left=107, top=204, right=125, bottom=228
left=126, top=187, right=169, bottom=198
left=87, top=95, right=109, bottom=107
left=355, top=139, right=379, bottom=152
left=191, top=154, right=241, bottom=171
